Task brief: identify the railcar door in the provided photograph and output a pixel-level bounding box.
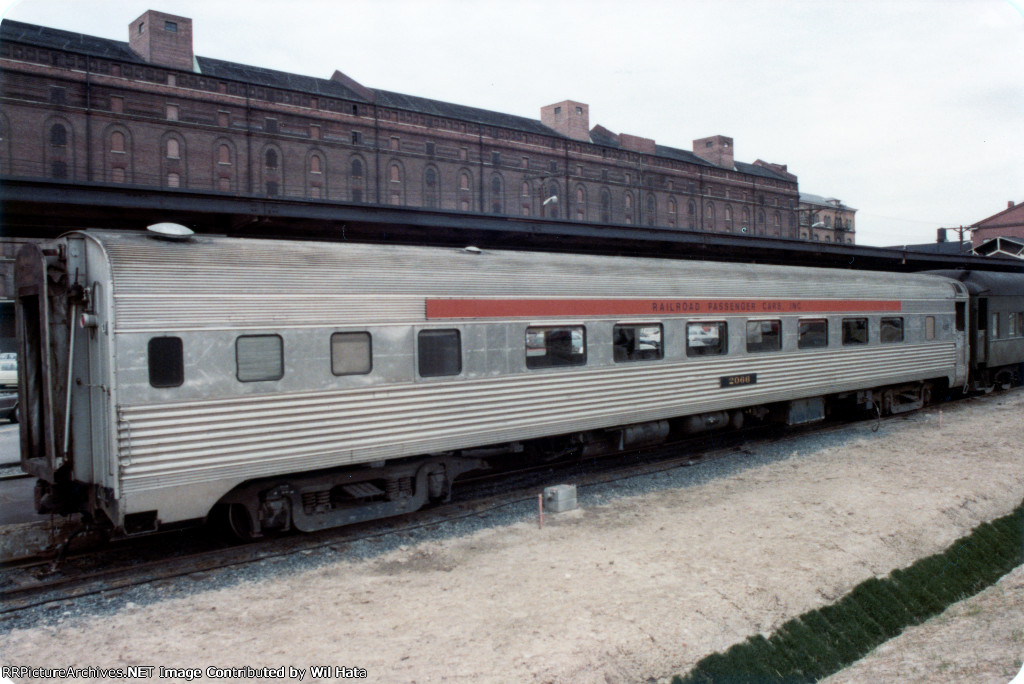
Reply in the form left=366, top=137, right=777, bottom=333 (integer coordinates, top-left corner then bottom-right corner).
left=15, top=242, right=68, bottom=480
left=954, top=298, right=968, bottom=388
left=15, top=238, right=94, bottom=486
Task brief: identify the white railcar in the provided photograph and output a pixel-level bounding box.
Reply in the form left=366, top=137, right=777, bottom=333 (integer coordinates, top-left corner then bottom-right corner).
left=16, top=229, right=969, bottom=536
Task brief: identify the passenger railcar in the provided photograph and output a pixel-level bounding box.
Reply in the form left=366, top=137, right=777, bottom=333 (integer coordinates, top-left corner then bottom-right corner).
left=17, top=228, right=971, bottom=537
left=928, top=270, right=1024, bottom=391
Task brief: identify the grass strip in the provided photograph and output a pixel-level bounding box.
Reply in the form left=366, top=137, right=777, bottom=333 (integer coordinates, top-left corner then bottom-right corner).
left=673, top=502, right=1023, bottom=683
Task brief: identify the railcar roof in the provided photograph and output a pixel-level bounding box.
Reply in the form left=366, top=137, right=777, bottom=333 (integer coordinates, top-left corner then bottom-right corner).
left=927, top=270, right=1024, bottom=296
left=81, top=230, right=960, bottom=301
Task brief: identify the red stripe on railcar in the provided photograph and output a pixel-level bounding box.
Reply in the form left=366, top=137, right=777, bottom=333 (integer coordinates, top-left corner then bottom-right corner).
left=425, top=298, right=902, bottom=319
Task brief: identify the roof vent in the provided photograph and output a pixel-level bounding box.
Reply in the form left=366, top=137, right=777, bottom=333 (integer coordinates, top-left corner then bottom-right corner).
left=147, top=223, right=194, bottom=241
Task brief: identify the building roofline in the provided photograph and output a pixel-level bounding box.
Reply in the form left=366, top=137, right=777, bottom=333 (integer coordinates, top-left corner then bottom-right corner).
left=1, top=17, right=797, bottom=183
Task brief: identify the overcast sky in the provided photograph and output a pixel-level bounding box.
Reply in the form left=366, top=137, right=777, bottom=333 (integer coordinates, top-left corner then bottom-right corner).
left=3, top=0, right=1022, bottom=246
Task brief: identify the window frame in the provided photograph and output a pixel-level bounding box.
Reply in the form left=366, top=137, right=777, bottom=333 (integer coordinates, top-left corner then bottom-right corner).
left=417, top=329, right=463, bottom=378
left=798, top=318, right=829, bottom=349
left=613, top=323, right=664, bottom=363
left=842, top=317, right=869, bottom=345
left=880, top=317, right=904, bottom=344
left=147, top=336, right=184, bottom=388
left=525, top=325, right=587, bottom=369
left=330, top=331, right=373, bottom=376
left=685, top=321, right=728, bottom=357
left=745, top=319, right=782, bottom=354
left=236, top=334, right=284, bottom=383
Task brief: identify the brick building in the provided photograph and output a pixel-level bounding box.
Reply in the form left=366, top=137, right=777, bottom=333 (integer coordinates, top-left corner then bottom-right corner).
left=0, top=9, right=809, bottom=350
left=972, top=200, right=1024, bottom=246
left=0, top=9, right=801, bottom=232
left=798, top=193, right=856, bottom=244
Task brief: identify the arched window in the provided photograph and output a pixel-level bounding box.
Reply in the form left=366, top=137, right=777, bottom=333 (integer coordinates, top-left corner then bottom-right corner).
left=547, top=183, right=560, bottom=218
left=166, top=138, right=179, bottom=159
left=600, top=189, right=611, bottom=223
left=265, top=149, right=278, bottom=169
left=705, top=202, right=715, bottom=231
left=460, top=171, right=470, bottom=191
left=687, top=201, right=696, bottom=230
left=218, top=144, right=231, bottom=165
left=573, top=185, right=586, bottom=222
left=351, top=158, right=363, bottom=178
left=110, top=131, right=125, bottom=153
left=490, top=175, right=503, bottom=214
left=388, top=163, right=403, bottom=205
left=50, top=123, right=67, bottom=147
left=424, top=166, right=440, bottom=208
left=646, top=194, right=656, bottom=226
left=310, top=155, right=321, bottom=174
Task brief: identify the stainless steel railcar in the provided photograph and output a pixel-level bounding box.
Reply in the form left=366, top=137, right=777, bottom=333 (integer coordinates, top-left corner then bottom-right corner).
left=16, top=228, right=970, bottom=537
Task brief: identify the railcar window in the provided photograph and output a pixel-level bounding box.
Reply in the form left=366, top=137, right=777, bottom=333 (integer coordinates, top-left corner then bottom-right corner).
left=526, top=326, right=587, bottom=369
left=955, top=302, right=965, bottom=332
left=842, top=318, right=869, bottom=345
left=880, top=317, right=904, bottom=344
left=991, top=314, right=1000, bottom=339
left=925, top=316, right=936, bottom=341
left=148, top=337, right=183, bottom=388
left=236, top=335, right=284, bottom=382
left=418, top=329, right=462, bottom=377
left=686, top=322, right=727, bottom=357
left=746, top=320, right=781, bottom=353
left=613, top=324, right=663, bottom=362
left=798, top=319, right=828, bottom=349
left=331, top=332, right=372, bottom=375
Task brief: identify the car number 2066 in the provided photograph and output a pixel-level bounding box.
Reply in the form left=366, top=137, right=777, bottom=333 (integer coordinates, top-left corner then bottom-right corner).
left=720, top=373, right=757, bottom=388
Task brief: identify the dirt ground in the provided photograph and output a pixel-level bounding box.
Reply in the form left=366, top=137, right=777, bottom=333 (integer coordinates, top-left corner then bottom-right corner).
left=2, top=391, right=1023, bottom=684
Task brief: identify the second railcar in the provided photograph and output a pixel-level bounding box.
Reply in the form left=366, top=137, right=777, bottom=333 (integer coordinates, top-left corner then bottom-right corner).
left=929, top=270, right=1024, bottom=390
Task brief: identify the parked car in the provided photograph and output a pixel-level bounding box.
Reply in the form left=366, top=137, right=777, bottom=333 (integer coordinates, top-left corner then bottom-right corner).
left=0, top=392, right=17, bottom=423
left=0, top=353, right=16, bottom=388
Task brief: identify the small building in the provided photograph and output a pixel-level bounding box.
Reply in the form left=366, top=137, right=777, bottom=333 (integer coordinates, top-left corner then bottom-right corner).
left=798, top=193, right=856, bottom=244
left=972, top=200, right=1024, bottom=247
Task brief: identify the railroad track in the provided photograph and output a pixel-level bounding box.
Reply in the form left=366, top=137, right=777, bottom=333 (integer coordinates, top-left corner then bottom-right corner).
left=0, top=390, right=1014, bottom=617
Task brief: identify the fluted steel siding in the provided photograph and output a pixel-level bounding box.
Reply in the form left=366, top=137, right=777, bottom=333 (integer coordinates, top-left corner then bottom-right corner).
left=117, top=343, right=954, bottom=494
left=96, top=232, right=958, bottom=332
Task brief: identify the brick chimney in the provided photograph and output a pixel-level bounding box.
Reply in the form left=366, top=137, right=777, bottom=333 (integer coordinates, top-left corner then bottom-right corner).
left=618, top=133, right=656, bottom=154
left=1010, top=201, right=1017, bottom=209
left=330, top=70, right=376, bottom=102
left=541, top=101, right=590, bottom=142
left=129, top=10, right=195, bottom=71
left=693, top=135, right=734, bottom=168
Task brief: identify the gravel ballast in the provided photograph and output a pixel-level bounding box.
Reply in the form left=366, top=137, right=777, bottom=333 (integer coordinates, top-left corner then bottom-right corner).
left=2, top=391, right=1023, bottom=683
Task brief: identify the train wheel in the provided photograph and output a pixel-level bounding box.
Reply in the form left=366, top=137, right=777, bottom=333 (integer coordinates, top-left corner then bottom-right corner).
left=220, top=503, right=259, bottom=542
